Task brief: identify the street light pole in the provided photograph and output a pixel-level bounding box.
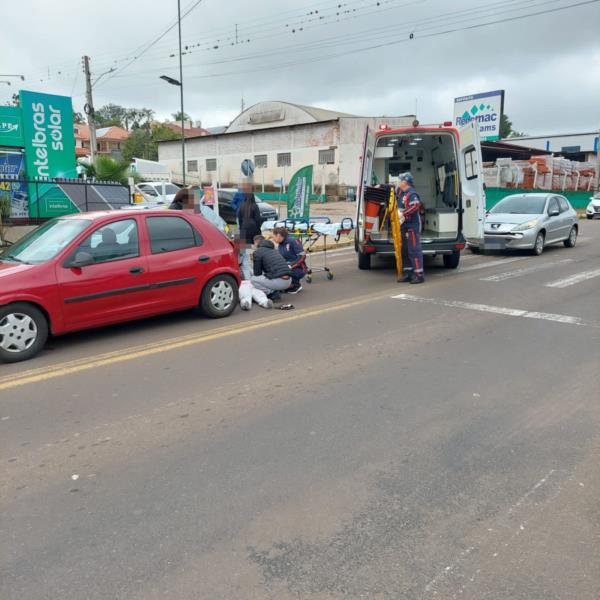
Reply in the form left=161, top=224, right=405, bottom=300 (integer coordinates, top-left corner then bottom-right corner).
left=177, top=0, right=186, bottom=186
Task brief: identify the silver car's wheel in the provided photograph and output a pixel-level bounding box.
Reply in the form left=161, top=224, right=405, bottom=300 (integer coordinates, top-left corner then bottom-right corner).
left=210, top=280, right=235, bottom=312
left=564, top=226, right=577, bottom=248
left=533, top=232, right=545, bottom=256
left=0, top=303, right=49, bottom=363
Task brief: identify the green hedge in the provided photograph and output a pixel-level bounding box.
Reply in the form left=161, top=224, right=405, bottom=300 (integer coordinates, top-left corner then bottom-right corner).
left=486, top=187, right=595, bottom=210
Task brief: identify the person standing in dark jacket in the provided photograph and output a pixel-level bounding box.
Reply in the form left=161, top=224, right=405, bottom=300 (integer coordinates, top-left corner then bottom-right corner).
left=237, top=191, right=262, bottom=279
left=272, top=227, right=306, bottom=294
left=397, top=172, right=425, bottom=284
left=251, top=235, right=292, bottom=299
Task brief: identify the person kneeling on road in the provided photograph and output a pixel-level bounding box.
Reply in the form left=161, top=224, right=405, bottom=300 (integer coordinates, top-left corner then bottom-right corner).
left=272, top=227, right=306, bottom=294
left=251, top=235, right=292, bottom=301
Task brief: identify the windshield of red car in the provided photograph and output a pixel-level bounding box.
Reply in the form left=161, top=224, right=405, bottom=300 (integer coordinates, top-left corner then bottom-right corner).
left=1, top=219, right=90, bottom=265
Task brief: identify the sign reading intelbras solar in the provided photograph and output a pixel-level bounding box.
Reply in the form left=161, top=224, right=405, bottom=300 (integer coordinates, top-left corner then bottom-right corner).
left=453, top=90, right=505, bottom=141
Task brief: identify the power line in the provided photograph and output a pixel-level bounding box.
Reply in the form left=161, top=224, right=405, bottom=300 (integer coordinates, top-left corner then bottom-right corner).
left=96, top=0, right=600, bottom=89
left=109, top=0, right=560, bottom=78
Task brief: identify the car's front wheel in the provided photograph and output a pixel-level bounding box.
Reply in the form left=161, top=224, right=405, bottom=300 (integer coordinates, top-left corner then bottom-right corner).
left=199, top=275, right=238, bottom=318
left=564, top=226, right=578, bottom=248
left=0, top=303, right=48, bottom=363
left=586, top=215, right=593, bottom=220
left=532, top=231, right=545, bottom=256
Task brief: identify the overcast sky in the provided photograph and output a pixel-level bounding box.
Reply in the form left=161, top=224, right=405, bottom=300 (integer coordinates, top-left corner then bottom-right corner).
left=2, top=0, right=599, bottom=135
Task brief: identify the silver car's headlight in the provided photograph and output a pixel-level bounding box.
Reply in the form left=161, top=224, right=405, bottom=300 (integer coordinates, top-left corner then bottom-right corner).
left=513, top=219, right=539, bottom=232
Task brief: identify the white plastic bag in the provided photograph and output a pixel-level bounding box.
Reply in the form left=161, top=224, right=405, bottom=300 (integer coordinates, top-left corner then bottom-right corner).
left=239, top=280, right=253, bottom=311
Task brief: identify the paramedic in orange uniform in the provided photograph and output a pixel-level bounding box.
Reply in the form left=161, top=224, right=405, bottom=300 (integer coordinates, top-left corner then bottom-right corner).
left=397, top=172, right=425, bottom=284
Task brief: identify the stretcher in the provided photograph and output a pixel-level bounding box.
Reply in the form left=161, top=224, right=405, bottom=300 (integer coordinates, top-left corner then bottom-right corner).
left=261, top=217, right=354, bottom=282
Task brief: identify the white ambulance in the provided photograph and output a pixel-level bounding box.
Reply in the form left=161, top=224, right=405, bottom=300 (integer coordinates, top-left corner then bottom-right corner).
left=355, top=120, right=485, bottom=270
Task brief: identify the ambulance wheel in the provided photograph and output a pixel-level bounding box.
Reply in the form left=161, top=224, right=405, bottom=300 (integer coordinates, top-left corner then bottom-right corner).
left=469, top=245, right=480, bottom=254
left=327, top=271, right=334, bottom=280
left=443, top=250, right=461, bottom=269
left=358, top=251, right=371, bottom=270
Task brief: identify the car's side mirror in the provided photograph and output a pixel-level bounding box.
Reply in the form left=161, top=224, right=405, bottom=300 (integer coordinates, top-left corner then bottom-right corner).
left=549, top=209, right=560, bottom=217
left=68, top=251, right=94, bottom=268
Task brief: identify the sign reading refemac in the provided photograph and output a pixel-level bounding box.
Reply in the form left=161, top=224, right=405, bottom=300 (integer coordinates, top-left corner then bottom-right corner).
left=454, top=90, right=505, bottom=141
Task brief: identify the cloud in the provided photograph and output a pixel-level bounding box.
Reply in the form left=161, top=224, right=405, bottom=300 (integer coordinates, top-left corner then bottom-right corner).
left=2, top=0, right=599, bottom=134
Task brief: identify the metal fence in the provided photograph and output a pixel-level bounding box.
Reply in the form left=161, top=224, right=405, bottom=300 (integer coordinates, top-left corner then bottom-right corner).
left=0, top=175, right=132, bottom=224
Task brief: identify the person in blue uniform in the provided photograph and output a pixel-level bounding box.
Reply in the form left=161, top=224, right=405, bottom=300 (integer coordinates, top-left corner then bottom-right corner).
left=397, top=172, right=425, bottom=284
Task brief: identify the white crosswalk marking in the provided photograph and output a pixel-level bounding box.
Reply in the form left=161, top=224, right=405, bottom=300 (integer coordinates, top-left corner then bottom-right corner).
left=545, top=268, right=600, bottom=288
left=480, top=259, right=574, bottom=282
left=391, top=294, right=597, bottom=328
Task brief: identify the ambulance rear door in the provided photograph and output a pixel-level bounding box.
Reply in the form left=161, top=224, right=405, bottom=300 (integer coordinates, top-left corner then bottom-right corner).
left=357, top=126, right=375, bottom=244
left=458, top=122, right=486, bottom=246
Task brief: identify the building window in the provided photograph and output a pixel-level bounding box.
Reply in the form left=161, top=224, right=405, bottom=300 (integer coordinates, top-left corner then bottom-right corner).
left=206, top=158, right=217, bottom=172
left=318, top=148, right=335, bottom=165
left=188, top=159, right=199, bottom=172
left=277, top=152, right=291, bottom=167
left=254, top=154, right=267, bottom=168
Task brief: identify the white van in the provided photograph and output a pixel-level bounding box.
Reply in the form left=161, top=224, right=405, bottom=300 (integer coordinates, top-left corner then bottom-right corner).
left=356, top=121, right=485, bottom=270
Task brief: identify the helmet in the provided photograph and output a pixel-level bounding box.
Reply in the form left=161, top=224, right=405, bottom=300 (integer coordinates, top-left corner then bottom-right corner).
left=399, top=172, right=414, bottom=186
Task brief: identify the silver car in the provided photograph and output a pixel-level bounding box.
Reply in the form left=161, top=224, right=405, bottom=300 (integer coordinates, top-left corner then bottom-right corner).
left=480, top=193, right=578, bottom=255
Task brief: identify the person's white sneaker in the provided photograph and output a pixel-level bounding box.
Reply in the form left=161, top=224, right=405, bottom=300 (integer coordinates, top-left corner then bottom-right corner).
left=240, top=298, right=252, bottom=311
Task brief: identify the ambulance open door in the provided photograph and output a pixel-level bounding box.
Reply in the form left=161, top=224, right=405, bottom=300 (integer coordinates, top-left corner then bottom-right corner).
left=458, top=122, right=486, bottom=248
left=357, top=126, right=375, bottom=244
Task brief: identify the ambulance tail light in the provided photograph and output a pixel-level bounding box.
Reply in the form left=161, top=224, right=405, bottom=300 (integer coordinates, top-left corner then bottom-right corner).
left=443, top=121, right=452, bottom=127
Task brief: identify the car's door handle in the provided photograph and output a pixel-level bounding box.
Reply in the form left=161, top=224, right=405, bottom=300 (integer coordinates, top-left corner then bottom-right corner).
left=129, top=266, right=144, bottom=274
left=198, top=256, right=210, bottom=263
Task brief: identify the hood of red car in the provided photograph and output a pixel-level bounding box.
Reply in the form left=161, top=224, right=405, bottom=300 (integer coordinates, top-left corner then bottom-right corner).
left=0, top=260, right=38, bottom=278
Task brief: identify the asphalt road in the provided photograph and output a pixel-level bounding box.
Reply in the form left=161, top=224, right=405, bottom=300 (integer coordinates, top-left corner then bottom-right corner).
left=2, top=221, right=600, bottom=600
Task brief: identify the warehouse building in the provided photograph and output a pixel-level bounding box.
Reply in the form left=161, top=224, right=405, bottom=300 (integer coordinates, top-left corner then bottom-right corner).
left=507, top=131, right=599, bottom=163
left=157, top=101, right=415, bottom=200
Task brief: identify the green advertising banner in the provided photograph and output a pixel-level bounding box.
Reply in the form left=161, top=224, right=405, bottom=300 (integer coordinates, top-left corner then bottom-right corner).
left=287, top=165, right=313, bottom=220
left=0, top=106, right=24, bottom=147
left=20, top=90, right=77, bottom=217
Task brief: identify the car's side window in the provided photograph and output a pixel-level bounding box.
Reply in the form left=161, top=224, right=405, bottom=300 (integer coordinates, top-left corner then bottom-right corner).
left=558, top=197, right=569, bottom=212
left=146, top=216, right=202, bottom=254
left=76, top=219, right=139, bottom=264
left=548, top=197, right=560, bottom=215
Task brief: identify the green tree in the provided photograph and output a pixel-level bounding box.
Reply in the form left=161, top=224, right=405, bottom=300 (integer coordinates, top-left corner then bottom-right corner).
left=89, top=155, right=133, bottom=185
left=172, top=111, right=192, bottom=123
left=500, top=114, right=527, bottom=139
left=121, top=123, right=179, bottom=162
left=94, top=103, right=127, bottom=128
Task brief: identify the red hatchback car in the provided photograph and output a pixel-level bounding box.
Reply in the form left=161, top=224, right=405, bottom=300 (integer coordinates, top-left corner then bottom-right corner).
left=0, top=210, right=240, bottom=363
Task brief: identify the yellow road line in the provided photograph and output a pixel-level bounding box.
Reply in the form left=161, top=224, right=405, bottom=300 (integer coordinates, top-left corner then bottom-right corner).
left=0, top=291, right=391, bottom=392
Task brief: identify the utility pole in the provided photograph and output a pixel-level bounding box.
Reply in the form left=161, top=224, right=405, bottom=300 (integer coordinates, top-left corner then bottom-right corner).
left=177, top=0, right=186, bottom=186
left=82, top=56, right=97, bottom=165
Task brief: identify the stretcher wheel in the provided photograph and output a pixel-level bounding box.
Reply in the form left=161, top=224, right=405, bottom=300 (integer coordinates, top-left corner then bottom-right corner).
left=306, top=274, right=312, bottom=283
left=327, top=271, right=334, bottom=280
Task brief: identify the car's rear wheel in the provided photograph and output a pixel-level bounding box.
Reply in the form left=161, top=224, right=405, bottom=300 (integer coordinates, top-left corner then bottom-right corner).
left=199, top=275, right=238, bottom=318
left=0, top=303, right=48, bottom=363
left=357, top=250, right=371, bottom=270
left=443, top=250, right=461, bottom=269
left=532, top=231, right=545, bottom=256
left=564, top=226, right=578, bottom=248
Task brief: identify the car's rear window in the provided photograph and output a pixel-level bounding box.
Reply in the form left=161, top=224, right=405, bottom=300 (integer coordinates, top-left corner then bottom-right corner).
left=146, top=216, right=201, bottom=254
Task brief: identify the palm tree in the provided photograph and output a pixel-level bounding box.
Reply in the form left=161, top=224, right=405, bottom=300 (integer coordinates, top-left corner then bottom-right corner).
left=90, top=155, right=133, bottom=185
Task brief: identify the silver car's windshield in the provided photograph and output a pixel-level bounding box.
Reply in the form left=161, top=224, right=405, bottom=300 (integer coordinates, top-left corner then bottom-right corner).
left=490, top=196, right=546, bottom=215
left=0, top=219, right=89, bottom=265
